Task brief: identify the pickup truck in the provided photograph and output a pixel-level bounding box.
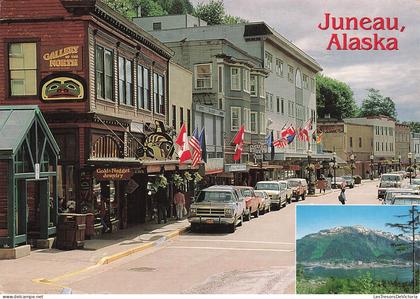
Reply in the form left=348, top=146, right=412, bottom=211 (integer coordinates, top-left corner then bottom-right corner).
left=237, top=186, right=263, bottom=220
left=287, top=178, right=308, bottom=201
left=254, top=180, right=290, bottom=209
left=189, top=185, right=245, bottom=233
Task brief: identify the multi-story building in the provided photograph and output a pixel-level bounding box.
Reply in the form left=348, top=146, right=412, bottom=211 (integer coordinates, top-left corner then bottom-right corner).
left=0, top=0, right=198, bottom=243
left=411, top=132, right=420, bottom=170
left=395, top=123, right=411, bottom=166
left=133, top=17, right=326, bottom=180
left=159, top=38, right=267, bottom=183
left=319, top=116, right=397, bottom=177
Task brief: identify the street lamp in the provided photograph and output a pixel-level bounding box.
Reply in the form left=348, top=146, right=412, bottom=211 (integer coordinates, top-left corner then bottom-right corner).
left=370, top=154, right=374, bottom=180
left=332, top=152, right=337, bottom=188
left=350, top=154, right=355, bottom=181
left=398, top=154, right=401, bottom=171
left=408, top=152, right=413, bottom=184
left=307, top=149, right=314, bottom=195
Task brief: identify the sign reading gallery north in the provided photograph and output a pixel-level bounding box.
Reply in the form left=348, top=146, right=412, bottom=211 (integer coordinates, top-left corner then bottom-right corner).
left=42, top=46, right=82, bottom=70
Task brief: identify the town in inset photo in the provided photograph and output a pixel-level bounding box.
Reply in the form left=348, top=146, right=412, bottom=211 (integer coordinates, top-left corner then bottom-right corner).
left=296, top=205, right=419, bottom=294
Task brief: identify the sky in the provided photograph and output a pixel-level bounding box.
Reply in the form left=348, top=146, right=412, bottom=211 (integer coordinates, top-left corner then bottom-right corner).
left=296, top=205, right=415, bottom=239
left=193, top=0, right=420, bottom=121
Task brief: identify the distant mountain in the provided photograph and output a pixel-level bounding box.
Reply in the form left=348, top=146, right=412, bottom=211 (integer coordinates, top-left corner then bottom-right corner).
left=297, top=225, right=419, bottom=263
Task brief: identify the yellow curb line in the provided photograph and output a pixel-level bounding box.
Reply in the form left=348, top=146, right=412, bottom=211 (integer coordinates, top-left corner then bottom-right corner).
left=32, top=225, right=190, bottom=286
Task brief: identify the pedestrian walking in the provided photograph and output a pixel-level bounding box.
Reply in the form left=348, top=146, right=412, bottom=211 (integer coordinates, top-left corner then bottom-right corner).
left=156, top=187, right=169, bottom=224
left=174, top=189, right=186, bottom=220
left=338, top=188, right=346, bottom=205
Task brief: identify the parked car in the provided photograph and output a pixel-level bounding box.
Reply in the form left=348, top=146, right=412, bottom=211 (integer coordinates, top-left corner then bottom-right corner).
left=383, top=188, right=420, bottom=205
left=331, top=177, right=346, bottom=189
left=287, top=178, right=308, bottom=201
left=255, top=180, right=289, bottom=209
left=237, top=186, right=263, bottom=220
left=254, top=190, right=271, bottom=214
left=341, top=176, right=355, bottom=188
left=378, top=173, right=403, bottom=199
left=189, top=185, right=245, bottom=233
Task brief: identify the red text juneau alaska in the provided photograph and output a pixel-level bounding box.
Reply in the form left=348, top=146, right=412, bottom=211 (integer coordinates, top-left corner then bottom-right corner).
left=318, top=13, right=406, bottom=51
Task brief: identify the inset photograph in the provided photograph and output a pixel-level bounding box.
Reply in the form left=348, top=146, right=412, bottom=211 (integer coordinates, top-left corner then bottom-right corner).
left=296, top=205, right=419, bottom=294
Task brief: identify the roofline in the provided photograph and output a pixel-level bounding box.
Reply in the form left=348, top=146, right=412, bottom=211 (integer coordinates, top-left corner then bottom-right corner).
left=165, top=38, right=262, bottom=65
left=245, top=22, right=322, bottom=72
left=95, top=1, right=174, bottom=59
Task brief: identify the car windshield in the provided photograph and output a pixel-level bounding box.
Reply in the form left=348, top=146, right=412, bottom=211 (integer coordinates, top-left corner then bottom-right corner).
left=196, top=191, right=234, bottom=203
left=241, top=189, right=253, bottom=197
left=288, top=181, right=300, bottom=187
left=381, top=175, right=401, bottom=181
left=342, top=176, right=352, bottom=180
left=254, top=191, right=265, bottom=197
left=255, top=183, right=279, bottom=191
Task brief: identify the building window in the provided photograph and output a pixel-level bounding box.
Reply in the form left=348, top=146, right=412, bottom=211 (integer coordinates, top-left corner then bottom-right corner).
left=359, top=137, right=362, bottom=148
left=118, top=56, right=133, bottom=106
left=259, top=76, right=265, bottom=97
left=153, top=73, right=165, bottom=114
left=153, top=22, right=162, bottom=30
left=266, top=93, right=273, bottom=112
left=264, top=51, right=272, bottom=70
left=137, top=64, right=148, bottom=109
left=303, top=74, right=309, bottom=89
left=243, top=69, right=250, bottom=92
left=381, top=127, right=384, bottom=135
left=250, top=75, right=258, bottom=96
left=144, top=67, right=151, bottom=110
left=349, top=137, right=353, bottom=147
left=288, top=100, right=294, bottom=117
left=231, top=107, right=241, bottom=131
left=194, top=64, right=212, bottom=89
left=96, top=45, right=114, bottom=101
left=288, top=65, right=294, bottom=83
left=187, top=109, right=191, bottom=136
left=244, top=108, right=250, bottom=132
left=276, top=97, right=280, bottom=113
left=172, top=105, right=177, bottom=129
left=310, top=78, right=315, bottom=92
left=179, top=107, right=184, bottom=129
left=275, top=59, right=283, bottom=76
left=218, top=65, right=224, bottom=93
left=281, top=99, right=285, bottom=114
left=250, top=112, right=258, bottom=133
left=231, top=67, right=241, bottom=90
left=259, top=112, right=266, bottom=134
left=8, top=42, right=37, bottom=96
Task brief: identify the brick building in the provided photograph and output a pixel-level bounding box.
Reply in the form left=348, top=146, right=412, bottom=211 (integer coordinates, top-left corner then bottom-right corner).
left=0, top=0, right=192, bottom=237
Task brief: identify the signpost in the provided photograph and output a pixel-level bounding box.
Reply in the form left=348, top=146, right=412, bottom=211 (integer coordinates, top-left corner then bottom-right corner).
left=250, top=143, right=268, bottom=162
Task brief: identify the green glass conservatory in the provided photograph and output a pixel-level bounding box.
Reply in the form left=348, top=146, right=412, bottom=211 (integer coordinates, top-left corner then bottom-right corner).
left=0, top=106, right=60, bottom=248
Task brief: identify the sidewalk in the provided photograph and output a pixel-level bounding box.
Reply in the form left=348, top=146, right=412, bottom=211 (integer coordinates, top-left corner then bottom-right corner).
left=0, top=218, right=191, bottom=294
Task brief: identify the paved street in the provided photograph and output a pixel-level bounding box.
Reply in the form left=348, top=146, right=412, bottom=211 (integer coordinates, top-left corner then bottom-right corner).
left=0, top=179, right=385, bottom=294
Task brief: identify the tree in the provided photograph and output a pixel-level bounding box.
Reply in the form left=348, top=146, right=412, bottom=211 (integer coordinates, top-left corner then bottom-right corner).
left=402, top=121, right=420, bottom=134
left=223, top=14, right=247, bottom=24
left=102, top=0, right=167, bottom=19
left=386, top=206, right=419, bottom=294
left=359, top=88, right=398, bottom=119
left=193, top=0, right=225, bottom=25
left=316, top=74, right=358, bottom=120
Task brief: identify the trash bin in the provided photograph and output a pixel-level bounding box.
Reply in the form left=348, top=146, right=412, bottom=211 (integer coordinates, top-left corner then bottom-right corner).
left=56, top=213, right=86, bottom=250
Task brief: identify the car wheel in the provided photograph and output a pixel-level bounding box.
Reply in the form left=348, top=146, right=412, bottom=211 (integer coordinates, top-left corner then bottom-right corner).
left=302, top=193, right=306, bottom=200
left=227, top=222, right=236, bottom=233
left=255, top=207, right=259, bottom=218
left=287, top=196, right=291, bottom=204
left=245, top=209, right=251, bottom=221
left=237, top=214, right=243, bottom=226
left=282, top=199, right=287, bottom=207
left=191, top=223, right=199, bottom=233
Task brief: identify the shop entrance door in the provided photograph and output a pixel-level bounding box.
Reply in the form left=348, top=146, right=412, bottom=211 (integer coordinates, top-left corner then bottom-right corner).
left=16, top=179, right=49, bottom=243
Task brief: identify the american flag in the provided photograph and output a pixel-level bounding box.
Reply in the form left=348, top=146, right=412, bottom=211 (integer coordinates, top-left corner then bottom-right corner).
left=273, top=138, right=288, bottom=148
left=189, top=128, right=201, bottom=167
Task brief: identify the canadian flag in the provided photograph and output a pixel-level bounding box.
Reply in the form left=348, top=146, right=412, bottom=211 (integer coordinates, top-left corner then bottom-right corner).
left=233, top=125, right=245, bottom=161
left=175, top=123, right=192, bottom=164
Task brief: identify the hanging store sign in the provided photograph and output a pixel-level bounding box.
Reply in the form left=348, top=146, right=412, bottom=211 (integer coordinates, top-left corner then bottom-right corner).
left=95, top=168, right=133, bottom=181
left=40, top=73, right=86, bottom=101
left=42, top=46, right=82, bottom=71
left=250, top=143, right=268, bottom=154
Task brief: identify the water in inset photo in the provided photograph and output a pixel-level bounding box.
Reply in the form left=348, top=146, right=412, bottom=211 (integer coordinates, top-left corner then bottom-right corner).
left=296, top=205, right=419, bottom=294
